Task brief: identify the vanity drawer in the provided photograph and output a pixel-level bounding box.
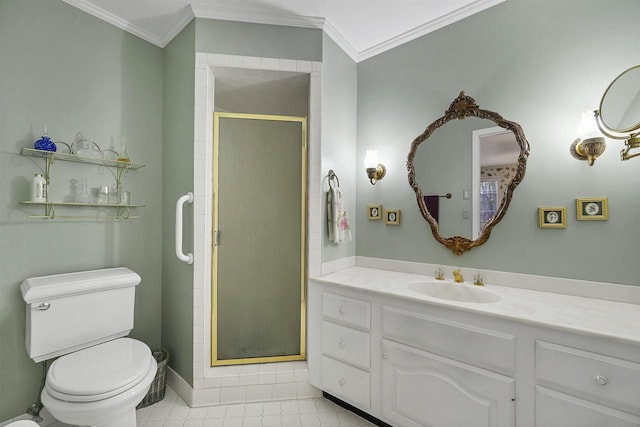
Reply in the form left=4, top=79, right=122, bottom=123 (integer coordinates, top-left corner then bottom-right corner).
left=535, top=386, right=640, bottom=427
left=321, top=355, right=371, bottom=409
left=382, top=306, right=515, bottom=374
left=536, top=341, right=640, bottom=416
left=322, top=320, right=371, bottom=370
left=322, top=292, right=371, bottom=330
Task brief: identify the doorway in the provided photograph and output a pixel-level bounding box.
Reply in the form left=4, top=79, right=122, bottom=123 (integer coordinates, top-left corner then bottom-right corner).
left=212, top=112, right=307, bottom=366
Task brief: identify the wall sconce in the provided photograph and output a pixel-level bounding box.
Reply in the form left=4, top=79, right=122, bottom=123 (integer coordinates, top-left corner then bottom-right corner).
left=570, top=111, right=606, bottom=166
left=364, top=149, right=386, bottom=185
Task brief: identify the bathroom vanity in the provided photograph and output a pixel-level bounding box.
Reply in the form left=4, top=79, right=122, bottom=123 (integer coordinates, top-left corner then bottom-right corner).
left=308, top=267, right=640, bottom=427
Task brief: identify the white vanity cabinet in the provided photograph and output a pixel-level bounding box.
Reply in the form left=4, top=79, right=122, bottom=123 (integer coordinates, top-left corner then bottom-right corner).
left=534, top=341, right=640, bottom=427
left=381, top=307, right=515, bottom=427
left=308, top=279, right=516, bottom=426
left=308, top=273, right=640, bottom=427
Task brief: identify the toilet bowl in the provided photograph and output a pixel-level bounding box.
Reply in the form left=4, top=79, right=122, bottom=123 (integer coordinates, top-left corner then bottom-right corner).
left=21, top=268, right=154, bottom=427
left=40, top=338, right=157, bottom=427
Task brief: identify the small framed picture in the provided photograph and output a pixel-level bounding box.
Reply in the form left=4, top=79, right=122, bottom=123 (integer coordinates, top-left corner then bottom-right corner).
left=576, top=198, right=608, bottom=220
left=538, top=207, right=566, bottom=228
left=368, top=205, right=382, bottom=220
left=385, top=209, right=401, bottom=225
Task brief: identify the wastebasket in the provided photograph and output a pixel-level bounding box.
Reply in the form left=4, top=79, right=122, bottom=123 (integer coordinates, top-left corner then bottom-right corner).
left=137, top=349, right=169, bottom=409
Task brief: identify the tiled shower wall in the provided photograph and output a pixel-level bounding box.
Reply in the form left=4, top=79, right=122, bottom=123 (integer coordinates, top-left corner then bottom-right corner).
left=170, top=53, right=323, bottom=407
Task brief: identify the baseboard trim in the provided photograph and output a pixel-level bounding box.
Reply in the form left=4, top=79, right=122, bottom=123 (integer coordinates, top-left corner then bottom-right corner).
left=166, top=366, right=195, bottom=406
left=323, top=392, right=391, bottom=427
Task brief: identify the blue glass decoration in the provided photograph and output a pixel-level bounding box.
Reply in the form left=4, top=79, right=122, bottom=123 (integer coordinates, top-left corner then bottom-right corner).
left=34, top=134, right=57, bottom=152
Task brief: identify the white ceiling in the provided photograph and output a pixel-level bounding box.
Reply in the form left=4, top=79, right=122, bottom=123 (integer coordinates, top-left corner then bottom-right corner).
left=62, top=0, right=504, bottom=62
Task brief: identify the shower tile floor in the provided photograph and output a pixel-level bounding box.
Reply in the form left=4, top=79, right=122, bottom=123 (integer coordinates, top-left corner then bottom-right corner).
left=45, top=386, right=376, bottom=427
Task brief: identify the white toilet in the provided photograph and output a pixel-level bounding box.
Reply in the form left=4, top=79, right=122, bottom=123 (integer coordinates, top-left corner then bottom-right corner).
left=21, top=268, right=157, bottom=427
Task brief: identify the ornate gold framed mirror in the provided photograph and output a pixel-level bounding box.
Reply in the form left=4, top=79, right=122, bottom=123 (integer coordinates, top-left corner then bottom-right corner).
left=407, top=92, right=530, bottom=255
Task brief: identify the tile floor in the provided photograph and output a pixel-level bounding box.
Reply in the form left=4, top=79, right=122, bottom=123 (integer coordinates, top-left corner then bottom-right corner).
left=44, top=386, right=376, bottom=427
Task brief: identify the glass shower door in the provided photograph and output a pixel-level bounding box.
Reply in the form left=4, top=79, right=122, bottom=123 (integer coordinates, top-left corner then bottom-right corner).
left=212, top=112, right=307, bottom=366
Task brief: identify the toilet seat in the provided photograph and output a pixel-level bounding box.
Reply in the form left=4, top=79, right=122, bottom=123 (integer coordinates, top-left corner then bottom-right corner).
left=45, top=338, right=154, bottom=403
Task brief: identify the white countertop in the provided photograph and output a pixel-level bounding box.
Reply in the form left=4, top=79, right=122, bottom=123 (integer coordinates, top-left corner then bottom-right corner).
left=311, top=266, right=640, bottom=345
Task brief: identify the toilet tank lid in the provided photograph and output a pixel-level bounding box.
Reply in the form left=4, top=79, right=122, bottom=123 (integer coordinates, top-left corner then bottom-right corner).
left=21, top=268, right=141, bottom=303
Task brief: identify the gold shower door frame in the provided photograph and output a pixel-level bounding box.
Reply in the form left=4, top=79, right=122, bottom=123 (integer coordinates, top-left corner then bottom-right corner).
left=211, top=112, right=307, bottom=366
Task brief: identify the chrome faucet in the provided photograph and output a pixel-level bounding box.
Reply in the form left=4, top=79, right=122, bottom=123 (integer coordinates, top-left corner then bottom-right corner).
left=473, top=273, right=485, bottom=286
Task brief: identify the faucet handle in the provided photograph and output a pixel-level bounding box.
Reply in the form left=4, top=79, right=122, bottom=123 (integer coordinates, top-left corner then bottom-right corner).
left=473, top=273, right=485, bottom=286
left=434, top=268, right=445, bottom=280
left=452, top=269, right=464, bottom=283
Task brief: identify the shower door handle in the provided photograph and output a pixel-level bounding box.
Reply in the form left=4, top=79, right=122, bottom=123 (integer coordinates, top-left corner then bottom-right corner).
left=175, top=192, right=194, bottom=264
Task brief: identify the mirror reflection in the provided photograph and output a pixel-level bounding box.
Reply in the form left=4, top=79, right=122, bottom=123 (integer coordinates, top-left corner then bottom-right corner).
left=472, top=127, right=520, bottom=239
left=407, top=92, right=530, bottom=255
left=599, top=64, right=640, bottom=132
left=413, top=120, right=520, bottom=239
left=595, top=64, right=640, bottom=161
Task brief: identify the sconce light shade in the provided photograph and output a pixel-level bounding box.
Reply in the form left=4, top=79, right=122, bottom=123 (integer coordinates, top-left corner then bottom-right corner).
left=364, top=149, right=386, bottom=185
left=570, top=111, right=606, bottom=166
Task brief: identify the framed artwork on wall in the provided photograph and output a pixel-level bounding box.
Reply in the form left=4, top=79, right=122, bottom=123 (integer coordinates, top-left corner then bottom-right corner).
left=576, top=198, right=608, bottom=220
left=538, top=207, right=566, bottom=228
left=385, top=209, right=401, bottom=225
left=368, top=205, right=382, bottom=220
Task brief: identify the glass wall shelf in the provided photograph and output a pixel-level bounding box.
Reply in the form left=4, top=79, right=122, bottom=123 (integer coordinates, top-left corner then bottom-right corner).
left=21, top=147, right=145, bottom=170
left=20, top=147, right=145, bottom=219
left=21, top=201, right=144, bottom=219
left=21, top=201, right=145, bottom=208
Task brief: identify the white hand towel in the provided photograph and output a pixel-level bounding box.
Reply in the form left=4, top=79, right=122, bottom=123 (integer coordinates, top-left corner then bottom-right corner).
left=327, top=180, right=352, bottom=243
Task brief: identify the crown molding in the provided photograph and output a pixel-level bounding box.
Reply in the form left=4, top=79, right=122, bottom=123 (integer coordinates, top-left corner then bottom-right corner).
left=160, top=6, right=196, bottom=47
left=321, top=19, right=359, bottom=62
left=62, top=0, right=505, bottom=61
left=357, top=0, right=505, bottom=62
left=61, top=0, right=165, bottom=46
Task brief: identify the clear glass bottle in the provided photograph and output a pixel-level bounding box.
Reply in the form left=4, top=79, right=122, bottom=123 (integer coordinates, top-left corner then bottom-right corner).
left=75, top=178, right=91, bottom=204
left=98, top=186, right=110, bottom=204
left=108, top=183, right=119, bottom=204
left=119, top=188, right=130, bottom=205
left=117, top=138, right=130, bottom=163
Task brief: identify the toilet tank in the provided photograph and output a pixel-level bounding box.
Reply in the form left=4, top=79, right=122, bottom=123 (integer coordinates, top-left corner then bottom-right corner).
left=21, top=267, right=142, bottom=363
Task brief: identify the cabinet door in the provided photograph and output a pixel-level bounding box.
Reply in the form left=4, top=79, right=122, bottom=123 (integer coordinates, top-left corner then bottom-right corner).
left=536, top=386, right=640, bottom=427
left=382, top=340, right=514, bottom=427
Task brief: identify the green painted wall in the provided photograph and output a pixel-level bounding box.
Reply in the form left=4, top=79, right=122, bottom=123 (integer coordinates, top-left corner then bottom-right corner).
left=321, top=34, right=358, bottom=262
left=161, top=21, right=196, bottom=387
left=195, top=19, right=322, bottom=61
left=356, top=0, right=640, bottom=285
left=0, top=0, right=164, bottom=420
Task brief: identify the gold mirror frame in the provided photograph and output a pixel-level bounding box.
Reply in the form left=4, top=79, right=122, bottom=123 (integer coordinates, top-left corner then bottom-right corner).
left=407, top=92, right=530, bottom=255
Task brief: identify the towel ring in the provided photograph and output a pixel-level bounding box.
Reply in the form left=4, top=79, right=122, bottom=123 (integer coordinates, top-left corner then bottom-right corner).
left=327, top=170, right=340, bottom=187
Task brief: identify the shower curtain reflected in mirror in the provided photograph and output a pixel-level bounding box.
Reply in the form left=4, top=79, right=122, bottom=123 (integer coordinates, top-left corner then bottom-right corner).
left=212, top=112, right=307, bottom=366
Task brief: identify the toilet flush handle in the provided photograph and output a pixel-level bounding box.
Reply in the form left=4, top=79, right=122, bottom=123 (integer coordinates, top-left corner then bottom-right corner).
left=34, top=302, right=50, bottom=311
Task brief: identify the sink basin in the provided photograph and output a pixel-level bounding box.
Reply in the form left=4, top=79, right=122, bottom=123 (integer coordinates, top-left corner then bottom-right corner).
left=406, top=280, right=501, bottom=303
